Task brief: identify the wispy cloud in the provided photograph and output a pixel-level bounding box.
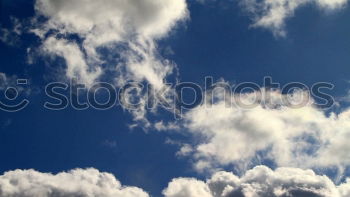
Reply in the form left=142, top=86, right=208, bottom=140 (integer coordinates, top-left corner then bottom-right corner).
left=241, top=0, right=348, bottom=37
left=31, top=0, right=188, bottom=87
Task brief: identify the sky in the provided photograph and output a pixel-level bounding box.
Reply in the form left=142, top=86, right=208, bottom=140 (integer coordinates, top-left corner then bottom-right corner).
left=2, top=0, right=350, bottom=197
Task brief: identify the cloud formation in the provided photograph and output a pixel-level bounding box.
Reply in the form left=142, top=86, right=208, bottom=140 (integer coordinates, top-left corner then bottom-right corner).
left=0, top=168, right=149, bottom=197
left=164, top=165, right=350, bottom=197
left=2, top=166, right=350, bottom=197
left=241, top=0, right=348, bottom=36
left=33, top=0, right=188, bottom=86
left=30, top=0, right=188, bottom=126
left=180, top=89, right=350, bottom=173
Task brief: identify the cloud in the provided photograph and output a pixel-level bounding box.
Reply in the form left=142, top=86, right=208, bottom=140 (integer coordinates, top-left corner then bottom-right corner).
left=0, top=17, right=22, bottom=46
left=2, top=167, right=350, bottom=197
left=0, top=168, right=149, bottom=197
left=163, top=177, right=213, bottom=197
left=154, top=121, right=180, bottom=131
left=41, top=36, right=103, bottom=86
left=30, top=0, right=188, bottom=126
left=0, top=28, right=17, bottom=46
left=180, top=89, right=350, bottom=173
left=163, top=165, right=350, bottom=197
left=241, top=0, right=348, bottom=37
left=32, top=0, right=188, bottom=86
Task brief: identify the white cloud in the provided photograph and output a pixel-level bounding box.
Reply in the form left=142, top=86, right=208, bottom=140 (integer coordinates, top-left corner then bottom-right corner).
left=31, top=0, right=188, bottom=126
left=0, top=168, right=149, bottom=197
left=163, top=178, right=212, bottom=197
left=180, top=89, right=350, bottom=173
left=3, top=167, right=350, bottom=197
left=164, top=165, right=350, bottom=197
left=34, top=0, right=188, bottom=42
left=241, top=0, right=348, bottom=37
left=42, top=37, right=102, bottom=87
left=33, top=0, right=188, bottom=87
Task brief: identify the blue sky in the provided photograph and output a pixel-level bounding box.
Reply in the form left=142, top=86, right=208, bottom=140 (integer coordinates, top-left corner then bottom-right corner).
left=2, top=0, right=350, bottom=197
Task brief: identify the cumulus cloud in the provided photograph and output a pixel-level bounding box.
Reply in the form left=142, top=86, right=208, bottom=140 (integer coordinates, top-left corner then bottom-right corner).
left=0, top=168, right=149, bottom=197
left=241, top=0, right=348, bottom=37
left=3, top=166, right=350, bottom=197
left=180, top=89, right=350, bottom=173
left=164, top=165, right=350, bottom=197
left=32, top=0, right=188, bottom=86
left=163, top=177, right=213, bottom=197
